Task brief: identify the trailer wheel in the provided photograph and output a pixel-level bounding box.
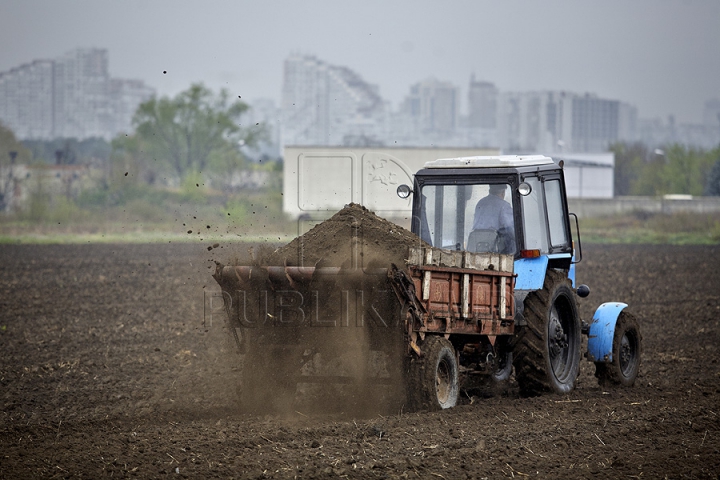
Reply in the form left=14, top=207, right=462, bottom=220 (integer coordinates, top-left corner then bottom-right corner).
left=513, top=270, right=581, bottom=396
left=408, top=336, right=459, bottom=410
left=595, top=311, right=642, bottom=387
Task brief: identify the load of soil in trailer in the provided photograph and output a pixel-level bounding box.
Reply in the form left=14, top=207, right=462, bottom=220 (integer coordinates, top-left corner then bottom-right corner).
left=264, top=203, right=426, bottom=268
left=216, top=204, right=429, bottom=415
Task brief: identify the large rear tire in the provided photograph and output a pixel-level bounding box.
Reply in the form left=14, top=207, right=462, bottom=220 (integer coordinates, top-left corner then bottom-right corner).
left=595, top=311, right=642, bottom=387
left=407, top=336, right=459, bottom=411
left=513, top=270, right=581, bottom=395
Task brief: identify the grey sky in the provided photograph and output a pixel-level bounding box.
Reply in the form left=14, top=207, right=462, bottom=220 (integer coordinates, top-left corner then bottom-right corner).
left=1, top=0, right=718, bottom=123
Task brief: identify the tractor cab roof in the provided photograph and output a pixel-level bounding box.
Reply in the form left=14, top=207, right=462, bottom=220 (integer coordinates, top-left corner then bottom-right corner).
left=424, top=155, right=554, bottom=169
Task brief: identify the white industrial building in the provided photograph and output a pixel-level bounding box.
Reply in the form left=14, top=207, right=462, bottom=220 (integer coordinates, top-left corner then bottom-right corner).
left=282, top=147, right=613, bottom=224
left=554, top=152, right=615, bottom=198
left=283, top=146, right=499, bottom=221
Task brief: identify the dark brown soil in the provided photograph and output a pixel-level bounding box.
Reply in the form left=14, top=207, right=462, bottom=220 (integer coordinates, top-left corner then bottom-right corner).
left=264, top=203, right=427, bottom=267
left=1, top=242, right=720, bottom=478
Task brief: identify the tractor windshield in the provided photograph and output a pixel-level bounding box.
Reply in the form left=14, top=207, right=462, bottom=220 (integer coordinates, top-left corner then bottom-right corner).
left=418, top=183, right=516, bottom=254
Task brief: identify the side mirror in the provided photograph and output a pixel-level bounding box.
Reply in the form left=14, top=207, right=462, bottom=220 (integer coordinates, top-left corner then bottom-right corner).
left=396, top=184, right=413, bottom=199
left=518, top=182, right=532, bottom=196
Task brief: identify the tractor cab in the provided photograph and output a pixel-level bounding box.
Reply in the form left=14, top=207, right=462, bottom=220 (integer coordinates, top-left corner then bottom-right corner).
left=398, top=155, right=578, bottom=273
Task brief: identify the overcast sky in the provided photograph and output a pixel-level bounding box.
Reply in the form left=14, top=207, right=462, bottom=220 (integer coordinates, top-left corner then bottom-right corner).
left=1, top=0, right=718, bottom=123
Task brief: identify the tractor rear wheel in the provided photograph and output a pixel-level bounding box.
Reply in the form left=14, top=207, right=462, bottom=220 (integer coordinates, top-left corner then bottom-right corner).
left=595, top=311, right=642, bottom=387
left=407, top=336, right=459, bottom=410
left=513, top=269, right=581, bottom=395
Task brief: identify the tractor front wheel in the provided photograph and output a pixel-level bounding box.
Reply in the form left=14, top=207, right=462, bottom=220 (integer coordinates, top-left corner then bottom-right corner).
left=595, top=311, right=642, bottom=387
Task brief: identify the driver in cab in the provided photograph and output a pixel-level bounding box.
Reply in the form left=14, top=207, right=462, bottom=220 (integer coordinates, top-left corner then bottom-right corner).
left=471, top=184, right=516, bottom=254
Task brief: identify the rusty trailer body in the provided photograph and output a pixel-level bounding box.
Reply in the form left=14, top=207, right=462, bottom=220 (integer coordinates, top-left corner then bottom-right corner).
left=213, top=246, right=514, bottom=340
left=405, top=247, right=514, bottom=338
left=213, top=245, right=516, bottom=412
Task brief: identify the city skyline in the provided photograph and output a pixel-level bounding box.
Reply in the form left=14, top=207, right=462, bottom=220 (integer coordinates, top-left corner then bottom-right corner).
left=280, top=54, right=645, bottom=153
left=0, top=48, right=155, bottom=140
left=1, top=0, right=719, bottom=125
left=2, top=43, right=716, bottom=127
left=5, top=49, right=719, bottom=152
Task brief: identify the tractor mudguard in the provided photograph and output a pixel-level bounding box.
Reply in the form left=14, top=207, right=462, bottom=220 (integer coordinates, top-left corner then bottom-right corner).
left=587, top=302, right=628, bottom=363
left=514, top=255, right=549, bottom=290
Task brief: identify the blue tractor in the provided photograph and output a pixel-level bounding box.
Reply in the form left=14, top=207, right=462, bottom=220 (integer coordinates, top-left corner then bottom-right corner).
left=397, top=155, right=642, bottom=400
left=214, top=154, right=642, bottom=412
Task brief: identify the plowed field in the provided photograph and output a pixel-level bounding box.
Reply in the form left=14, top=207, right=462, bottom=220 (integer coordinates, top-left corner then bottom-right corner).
left=1, top=243, right=719, bottom=478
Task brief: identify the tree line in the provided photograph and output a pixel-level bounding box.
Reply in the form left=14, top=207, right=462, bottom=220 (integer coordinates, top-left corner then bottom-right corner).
left=1, top=83, right=269, bottom=180
left=611, top=142, right=720, bottom=197
left=113, top=83, right=268, bottom=185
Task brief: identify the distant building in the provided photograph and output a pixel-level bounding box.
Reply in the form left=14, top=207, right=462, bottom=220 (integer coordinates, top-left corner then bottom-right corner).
left=52, top=48, right=110, bottom=139
left=281, top=54, right=387, bottom=146
left=467, top=76, right=497, bottom=129
left=498, top=91, right=563, bottom=153
left=0, top=48, right=155, bottom=140
left=400, top=78, right=458, bottom=135
left=571, top=94, right=637, bottom=152
left=553, top=152, right=615, bottom=198
left=498, top=91, right=636, bottom=154
left=278, top=54, right=657, bottom=153
left=282, top=146, right=499, bottom=222
left=638, top=113, right=720, bottom=150
left=385, top=78, right=462, bottom=147
left=0, top=60, right=55, bottom=139
left=108, top=78, right=156, bottom=138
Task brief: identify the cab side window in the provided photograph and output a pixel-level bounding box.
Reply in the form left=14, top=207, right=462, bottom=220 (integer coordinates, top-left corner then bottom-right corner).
left=521, top=176, right=569, bottom=254
left=520, top=177, right=549, bottom=253
left=545, top=179, right=569, bottom=249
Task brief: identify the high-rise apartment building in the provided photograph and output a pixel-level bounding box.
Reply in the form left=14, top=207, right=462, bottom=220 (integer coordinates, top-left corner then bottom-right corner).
left=467, top=76, right=497, bottom=129
left=498, top=91, right=562, bottom=153
left=400, top=78, right=458, bottom=134
left=107, top=78, right=156, bottom=138
left=281, top=54, right=387, bottom=146
left=52, top=48, right=111, bottom=139
left=498, top=91, right=636, bottom=153
left=0, top=48, right=155, bottom=140
left=571, top=94, right=637, bottom=152
left=0, top=60, right=55, bottom=138
left=279, top=54, right=649, bottom=152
